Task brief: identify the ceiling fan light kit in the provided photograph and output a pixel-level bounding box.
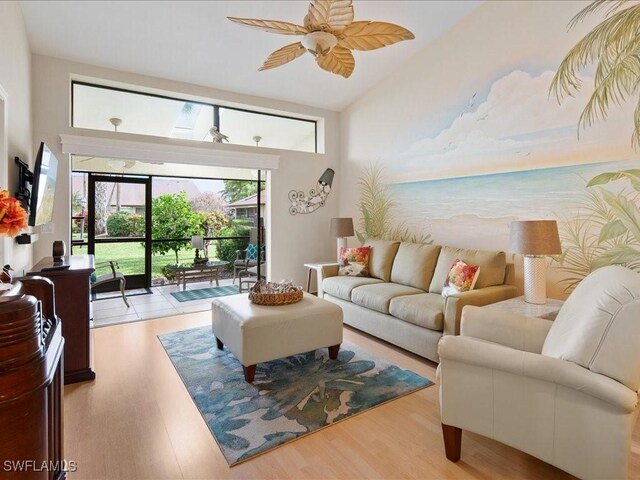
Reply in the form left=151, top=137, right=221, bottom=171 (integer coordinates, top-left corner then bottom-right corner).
left=302, top=31, right=338, bottom=56
left=228, top=0, right=414, bottom=78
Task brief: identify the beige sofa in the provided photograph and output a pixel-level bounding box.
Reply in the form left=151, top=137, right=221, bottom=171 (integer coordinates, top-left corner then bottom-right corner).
left=320, top=239, right=517, bottom=362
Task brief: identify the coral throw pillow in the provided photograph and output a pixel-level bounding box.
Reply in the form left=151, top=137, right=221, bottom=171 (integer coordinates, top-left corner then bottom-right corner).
left=442, top=258, right=480, bottom=297
left=339, top=246, right=371, bottom=277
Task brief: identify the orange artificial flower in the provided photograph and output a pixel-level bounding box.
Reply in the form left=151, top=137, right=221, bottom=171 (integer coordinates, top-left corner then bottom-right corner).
left=0, top=190, right=28, bottom=237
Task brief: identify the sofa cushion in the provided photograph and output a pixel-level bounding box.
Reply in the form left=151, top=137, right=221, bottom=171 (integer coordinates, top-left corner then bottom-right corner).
left=390, top=242, right=441, bottom=291
left=351, top=283, right=424, bottom=314
left=389, top=293, right=444, bottom=331
left=429, top=246, right=506, bottom=294
left=322, top=276, right=383, bottom=301
left=542, top=265, right=640, bottom=390
left=363, top=239, right=400, bottom=282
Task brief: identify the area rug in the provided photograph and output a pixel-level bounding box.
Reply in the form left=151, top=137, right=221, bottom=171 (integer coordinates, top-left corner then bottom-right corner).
left=170, top=285, right=240, bottom=302
left=158, top=326, right=433, bottom=465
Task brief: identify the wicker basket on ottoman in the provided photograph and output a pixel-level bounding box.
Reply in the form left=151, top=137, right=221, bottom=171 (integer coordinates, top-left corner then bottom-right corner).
left=211, top=292, right=343, bottom=382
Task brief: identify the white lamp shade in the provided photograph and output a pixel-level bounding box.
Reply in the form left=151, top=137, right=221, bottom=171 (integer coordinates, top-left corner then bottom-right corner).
left=191, top=236, right=204, bottom=249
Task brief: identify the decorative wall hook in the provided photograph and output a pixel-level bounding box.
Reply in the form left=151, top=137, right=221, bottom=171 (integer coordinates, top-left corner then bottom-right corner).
left=289, top=168, right=334, bottom=215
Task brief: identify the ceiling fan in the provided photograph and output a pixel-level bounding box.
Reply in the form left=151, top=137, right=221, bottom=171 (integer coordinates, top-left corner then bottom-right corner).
left=228, top=0, right=414, bottom=78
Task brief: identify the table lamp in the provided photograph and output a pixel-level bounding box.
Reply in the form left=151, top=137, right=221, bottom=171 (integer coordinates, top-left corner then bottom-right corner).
left=191, top=236, right=207, bottom=264
left=330, top=218, right=354, bottom=263
left=510, top=220, right=562, bottom=305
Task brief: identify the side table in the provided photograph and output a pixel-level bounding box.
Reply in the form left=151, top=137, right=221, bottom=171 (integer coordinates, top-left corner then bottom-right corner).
left=483, top=295, right=564, bottom=320
left=304, top=262, right=338, bottom=294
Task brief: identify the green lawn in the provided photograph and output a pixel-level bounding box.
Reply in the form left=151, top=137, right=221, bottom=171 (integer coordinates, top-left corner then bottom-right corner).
left=72, top=242, right=222, bottom=279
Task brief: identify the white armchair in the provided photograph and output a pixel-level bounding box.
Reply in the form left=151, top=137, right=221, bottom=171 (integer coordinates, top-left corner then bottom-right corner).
left=438, top=265, right=640, bottom=480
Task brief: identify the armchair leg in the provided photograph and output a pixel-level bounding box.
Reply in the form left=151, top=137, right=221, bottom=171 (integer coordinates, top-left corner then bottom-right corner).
left=442, top=423, right=462, bottom=462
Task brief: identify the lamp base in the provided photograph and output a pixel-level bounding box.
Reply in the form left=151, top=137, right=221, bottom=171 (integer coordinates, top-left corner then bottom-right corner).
left=336, top=237, right=347, bottom=263
left=193, top=249, right=208, bottom=264
left=523, top=255, right=547, bottom=305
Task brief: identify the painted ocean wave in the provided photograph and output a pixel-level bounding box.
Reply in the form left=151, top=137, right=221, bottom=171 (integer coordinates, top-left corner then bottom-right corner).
left=389, top=159, right=637, bottom=221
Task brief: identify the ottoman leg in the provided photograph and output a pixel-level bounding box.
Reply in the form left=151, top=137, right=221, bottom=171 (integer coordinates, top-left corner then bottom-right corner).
left=243, top=365, right=256, bottom=383
left=328, top=344, right=340, bottom=359
left=215, top=337, right=224, bottom=350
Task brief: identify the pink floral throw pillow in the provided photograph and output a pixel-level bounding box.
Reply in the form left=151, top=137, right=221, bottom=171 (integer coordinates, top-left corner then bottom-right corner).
left=442, top=258, right=480, bottom=297
left=338, top=246, right=371, bottom=277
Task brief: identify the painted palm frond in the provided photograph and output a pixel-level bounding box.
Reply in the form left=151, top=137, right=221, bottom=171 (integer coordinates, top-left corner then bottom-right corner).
left=551, top=0, right=640, bottom=146
left=356, top=163, right=433, bottom=244
left=568, top=0, right=631, bottom=28
left=356, top=164, right=393, bottom=241
left=555, top=169, right=640, bottom=292
left=557, top=215, right=603, bottom=291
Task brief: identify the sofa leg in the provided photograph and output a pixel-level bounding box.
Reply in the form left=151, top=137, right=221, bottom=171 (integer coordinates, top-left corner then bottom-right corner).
left=243, top=364, right=256, bottom=382
left=215, top=337, right=224, bottom=350
left=328, top=344, right=340, bottom=359
left=442, top=423, right=462, bottom=462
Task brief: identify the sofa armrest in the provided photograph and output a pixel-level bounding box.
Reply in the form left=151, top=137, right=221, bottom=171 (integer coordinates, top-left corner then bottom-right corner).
left=460, top=305, right=553, bottom=353
left=320, top=264, right=339, bottom=279
left=442, top=284, right=518, bottom=336
left=318, top=264, right=340, bottom=298
left=438, top=335, right=639, bottom=413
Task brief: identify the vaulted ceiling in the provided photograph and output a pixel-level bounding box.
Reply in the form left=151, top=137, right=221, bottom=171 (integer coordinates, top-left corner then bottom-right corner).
left=20, top=1, right=478, bottom=111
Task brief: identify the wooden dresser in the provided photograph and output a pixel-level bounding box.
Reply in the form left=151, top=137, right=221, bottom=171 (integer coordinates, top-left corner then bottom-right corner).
left=0, top=278, right=65, bottom=479
left=28, top=255, right=95, bottom=384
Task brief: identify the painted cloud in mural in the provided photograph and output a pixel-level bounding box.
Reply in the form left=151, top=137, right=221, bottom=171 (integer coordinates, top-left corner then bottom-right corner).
left=390, top=70, right=635, bottom=184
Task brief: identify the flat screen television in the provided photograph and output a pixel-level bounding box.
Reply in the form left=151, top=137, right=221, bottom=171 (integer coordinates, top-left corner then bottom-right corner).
left=29, top=142, right=58, bottom=226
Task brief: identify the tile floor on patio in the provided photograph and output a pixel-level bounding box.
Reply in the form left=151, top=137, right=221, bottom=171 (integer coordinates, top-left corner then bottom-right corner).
left=91, top=278, right=239, bottom=328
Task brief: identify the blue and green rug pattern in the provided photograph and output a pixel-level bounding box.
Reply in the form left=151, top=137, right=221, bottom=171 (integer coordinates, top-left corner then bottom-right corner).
left=158, top=326, right=433, bottom=465
left=170, top=285, right=239, bottom=302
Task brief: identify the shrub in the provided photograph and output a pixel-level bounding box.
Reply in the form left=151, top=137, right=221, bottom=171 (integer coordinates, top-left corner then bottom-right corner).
left=161, top=264, right=176, bottom=281
left=216, top=219, right=252, bottom=268
left=128, top=213, right=145, bottom=237
left=106, top=211, right=132, bottom=237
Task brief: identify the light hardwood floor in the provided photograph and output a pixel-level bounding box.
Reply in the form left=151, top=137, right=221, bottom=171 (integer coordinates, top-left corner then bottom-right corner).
left=64, top=311, right=640, bottom=480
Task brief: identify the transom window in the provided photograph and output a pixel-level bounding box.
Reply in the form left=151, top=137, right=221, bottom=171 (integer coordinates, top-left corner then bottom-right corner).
left=72, top=82, right=317, bottom=153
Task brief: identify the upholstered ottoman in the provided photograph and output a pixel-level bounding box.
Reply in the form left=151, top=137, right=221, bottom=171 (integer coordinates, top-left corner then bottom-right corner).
left=211, top=293, right=343, bottom=382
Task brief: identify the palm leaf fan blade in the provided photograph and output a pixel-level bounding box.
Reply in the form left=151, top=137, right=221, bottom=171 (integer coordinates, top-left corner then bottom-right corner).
left=306, top=0, right=354, bottom=32
left=339, top=21, right=414, bottom=51
left=316, top=46, right=355, bottom=78
left=259, top=42, right=306, bottom=71
left=227, top=17, right=308, bottom=35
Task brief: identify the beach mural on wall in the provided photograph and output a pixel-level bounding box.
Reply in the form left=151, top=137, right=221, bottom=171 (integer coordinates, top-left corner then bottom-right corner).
left=345, top=1, right=640, bottom=295
left=354, top=6, right=640, bottom=294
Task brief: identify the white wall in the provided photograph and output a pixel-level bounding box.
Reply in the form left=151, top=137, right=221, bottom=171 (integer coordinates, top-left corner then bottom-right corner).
left=0, top=1, right=33, bottom=274
left=32, top=55, right=340, bottom=285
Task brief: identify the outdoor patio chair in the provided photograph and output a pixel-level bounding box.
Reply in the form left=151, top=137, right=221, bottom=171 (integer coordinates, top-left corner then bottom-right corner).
left=233, top=227, right=265, bottom=284
left=91, top=261, right=130, bottom=307
left=233, top=249, right=259, bottom=284
left=238, top=263, right=266, bottom=292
